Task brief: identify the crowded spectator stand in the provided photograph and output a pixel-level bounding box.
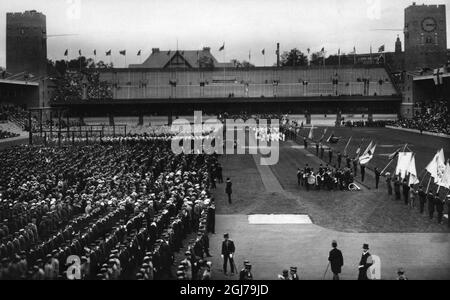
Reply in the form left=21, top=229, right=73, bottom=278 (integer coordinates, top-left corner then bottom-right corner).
left=0, top=135, right=217, bottom=280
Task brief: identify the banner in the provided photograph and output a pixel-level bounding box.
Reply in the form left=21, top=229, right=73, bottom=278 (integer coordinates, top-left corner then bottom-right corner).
left=407, top=155, right=419, bottom=185
left=395, top=152, right=412, bottom=179
left=437, top=163, right=450, bottom=189
left=359, top=144, right=376, bottom=165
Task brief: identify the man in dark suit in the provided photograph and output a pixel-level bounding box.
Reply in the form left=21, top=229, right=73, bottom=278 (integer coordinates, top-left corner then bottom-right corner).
left=221, top=233, right=235, bottom=276
left=360, top=163, right=366, bottom=182
left=328, top=240, right=343, bottom=280
left=225, top=178, right=232, bottom=204
left=303, top=137, right=308, bottom=149
left=357, top=243, right=372, bottom=280
left=402, top=179, right=410, bottom=205
left=374, top=168, right=380, bottom=189
left=427, top=191, right=435, bottom=219
left=418, top=186, right=426, bottom=214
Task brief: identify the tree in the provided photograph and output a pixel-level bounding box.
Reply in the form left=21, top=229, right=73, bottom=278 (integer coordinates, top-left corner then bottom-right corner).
left=231, top=59, right=255, bottom=68
left=280, top=48, right=308, bottom=67
left=310, top=51, right=325, bottom=66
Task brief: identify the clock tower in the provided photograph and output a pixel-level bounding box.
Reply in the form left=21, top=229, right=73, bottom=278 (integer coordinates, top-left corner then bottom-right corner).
left=404, top=3, right=447, bottom=71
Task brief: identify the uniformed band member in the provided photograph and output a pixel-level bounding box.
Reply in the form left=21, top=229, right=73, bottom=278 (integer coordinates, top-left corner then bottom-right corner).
left=225, top=178, right=232, bottom=204
left=221, top=233, right=235, bottom=275
left=239, top=260, right=253, bottom=280
left=328, top=240, right=344, bottom=280
left=297, top=168, right=303, bottom=186
left=357, top=244, right=373, bottom=280
left=289, top=266, right=299, bottom=280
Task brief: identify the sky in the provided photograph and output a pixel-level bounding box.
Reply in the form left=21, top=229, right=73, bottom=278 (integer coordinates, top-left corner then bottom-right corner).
left=0, top=0, right=449, bottom=68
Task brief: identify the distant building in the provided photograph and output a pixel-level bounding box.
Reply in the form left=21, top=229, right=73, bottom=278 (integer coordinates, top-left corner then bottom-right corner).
left=129, top=47, right=233, bottom=69
left=404, top=2, right=447, bottom=71
left=6, top=10, right=47, bottom=77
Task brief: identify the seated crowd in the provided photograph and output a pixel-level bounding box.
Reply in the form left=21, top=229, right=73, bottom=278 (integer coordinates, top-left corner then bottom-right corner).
left=0, top=135, right=217, bottom=280
left=390, top=100, right=449, bottom=135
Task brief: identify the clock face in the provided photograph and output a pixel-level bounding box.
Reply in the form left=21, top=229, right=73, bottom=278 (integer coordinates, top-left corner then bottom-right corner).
left=422, top=17, right=437, bottom=32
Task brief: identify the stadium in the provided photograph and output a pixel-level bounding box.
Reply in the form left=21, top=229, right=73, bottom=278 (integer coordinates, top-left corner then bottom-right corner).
left=0, top=0, right=449, bottom=283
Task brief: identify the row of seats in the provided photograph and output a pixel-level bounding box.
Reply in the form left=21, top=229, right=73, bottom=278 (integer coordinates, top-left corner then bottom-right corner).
left=110, top=82, right=396, bottom=99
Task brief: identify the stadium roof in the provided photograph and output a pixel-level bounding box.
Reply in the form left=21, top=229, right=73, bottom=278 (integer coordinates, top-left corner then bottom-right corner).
left=129, top=47, right=233, bottom=69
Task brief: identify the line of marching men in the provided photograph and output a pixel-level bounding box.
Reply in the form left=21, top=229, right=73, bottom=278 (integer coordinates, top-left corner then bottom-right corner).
left=385, top=174, right=450, bottom=227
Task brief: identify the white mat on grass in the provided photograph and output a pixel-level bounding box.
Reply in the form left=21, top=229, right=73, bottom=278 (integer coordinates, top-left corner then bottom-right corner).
left=248, top=214, right=312, bottom=224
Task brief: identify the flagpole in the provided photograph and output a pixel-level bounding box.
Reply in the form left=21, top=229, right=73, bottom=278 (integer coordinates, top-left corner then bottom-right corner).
left=426, top=176, right=433, bottom=193
left=380, top=157, right=395, bottom=175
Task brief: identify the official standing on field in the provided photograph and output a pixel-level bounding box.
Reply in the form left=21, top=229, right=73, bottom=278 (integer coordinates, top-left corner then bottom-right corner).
left=221, top=233, right=236, bottom=276
left=357, top=244, right=373, bottom=280
left=360, top=164, right=366, bottom=182
left=328, top=240, right=344, bottom=280
left=225, top=178, right=232, bottom=204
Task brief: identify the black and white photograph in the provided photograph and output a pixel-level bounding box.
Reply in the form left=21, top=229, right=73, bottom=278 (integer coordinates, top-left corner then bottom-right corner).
left=0, top=0, right=449, bottom=288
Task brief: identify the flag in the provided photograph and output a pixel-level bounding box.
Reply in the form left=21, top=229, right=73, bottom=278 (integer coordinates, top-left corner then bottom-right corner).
left=407, top=155, right=419, bottom=185
left=308, top=127, right=313, bottom=139
left=343, top=136, right=352, bottom=156
left=359, top=144, right=377, bottom=165
left=338, top=48, right=340, bottom=55
left=321, top=47, right=325, bottom=53
left=388, top=148, right=401, bottom=161
left=64, top=49, right=68, bottom=56
left=307, top=48, right=310, bottom=54
left=119, top=50, right=126, bottom=56
left=326, top=133, right=334, bottom=143
left=94, top=50, right=96, bottom=56
left=395, top=152, right=412, bottom=179
left=319, top=128, right=328, bottom=142
left=437, top=163, right=450, bottom=189
left=426, top=149, right=446, bottom=181
left=249, top=50, right=251, bottom=61
left=362, top=141, right=373, bottom=156
left=167, top=50, right=171, bottom=56
left=137, top=50, right=141, bottom=56
left=219, top=43, right=225, bottom=51
left=78, top=49, right=82, bottom=56
left=106, top=50, right=111, bottom=56
left=262, top=49, right=265, bottom=55
left=378, top=45, right=385, bottom=53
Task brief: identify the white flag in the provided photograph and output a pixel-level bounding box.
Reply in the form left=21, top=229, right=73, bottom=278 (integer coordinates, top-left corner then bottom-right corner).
left=395, top=152, right=413, bottom=179
left=426, top=149, right=446, bottom=181
left=407, top=155, right=419, bottom=185
left=308, top=127, right=313, bottom=139
left=359, top=144, right=377, bottom=165
left=437, top=163, right=450, bottom=189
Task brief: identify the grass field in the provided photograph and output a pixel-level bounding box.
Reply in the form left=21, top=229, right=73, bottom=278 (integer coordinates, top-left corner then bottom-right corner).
left=292, top=126, right=449, bottom=196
